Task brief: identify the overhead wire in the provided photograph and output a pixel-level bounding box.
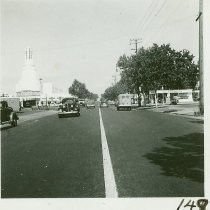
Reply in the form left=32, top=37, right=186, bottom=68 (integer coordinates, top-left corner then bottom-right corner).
left=133, top=0, right=157, bottom=36
left=121, top=0, right=158, bottom=56
left=159, top=0, right=183, bottom=28
left=140, top=0, right=168, bottom=34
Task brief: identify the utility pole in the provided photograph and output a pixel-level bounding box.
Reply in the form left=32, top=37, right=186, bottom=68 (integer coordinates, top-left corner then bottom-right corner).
left=196, top=0, right=204, bottom=115
left=130, top=38, right=142, bottom=54
left=130, top=38, right=143, bottom=107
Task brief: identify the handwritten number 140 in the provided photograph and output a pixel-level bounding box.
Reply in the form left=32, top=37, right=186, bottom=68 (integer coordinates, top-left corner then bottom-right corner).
left=177, top=199, right=208, bottom=210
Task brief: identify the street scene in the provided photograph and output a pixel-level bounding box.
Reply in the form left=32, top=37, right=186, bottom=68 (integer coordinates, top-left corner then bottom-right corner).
left=1, top=102, right=204, bottom=198
left=0, top=0, right=207, bottom=206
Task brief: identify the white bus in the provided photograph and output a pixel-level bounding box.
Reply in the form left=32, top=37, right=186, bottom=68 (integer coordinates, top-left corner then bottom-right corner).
left=117, top=94, right=132, bottom=111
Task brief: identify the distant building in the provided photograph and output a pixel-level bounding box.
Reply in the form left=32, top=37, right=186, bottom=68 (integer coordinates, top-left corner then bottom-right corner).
left=40, top=82, right=73, bottom=105
left=15, top=47, right=41, bottom=107
left=15, top=47, right=72, bottom=108
left=149, top=89, right=194, bottom=104
left=16, top=47, right=40, bottom=96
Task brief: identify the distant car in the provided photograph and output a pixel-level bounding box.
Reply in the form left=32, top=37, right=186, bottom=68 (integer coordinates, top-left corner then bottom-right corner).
left=86, top=100, right=95, bottom=109
left=170, top=97, right=179, bottom=105
left=50, top=102, right=59, bottom=107
left=107, top=100, right=115, bottom=106
left=100, top=102, right=108, bottom=108
left=58, top=97, right=80, bottom=118
left=78, top=99, right=86, bottom=107
left=0, top=101, right=19, bottom=127
left=117, top=94, right=132, bottom=111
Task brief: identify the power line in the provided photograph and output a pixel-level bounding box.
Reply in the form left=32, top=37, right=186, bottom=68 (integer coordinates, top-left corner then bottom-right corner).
left=137, top=1, right=160, bottom=35
left=134, top=0, right=157, bottom=35
left=160, top=0, right=182, bottom=28
left=119, top=1, right=157, bottom=56
left=141, top=0, right=168, bottom=34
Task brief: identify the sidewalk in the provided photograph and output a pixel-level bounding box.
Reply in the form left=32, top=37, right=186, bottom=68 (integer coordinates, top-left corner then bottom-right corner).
left=134, top=103, right=204, bottom=121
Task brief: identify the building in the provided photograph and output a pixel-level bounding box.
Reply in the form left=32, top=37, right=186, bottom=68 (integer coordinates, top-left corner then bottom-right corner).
left=15, top=47, right=71, bottom=108
left=15, top=47, right=41, bottom=107
left=149, top=89, right=194, bottom=104
left=40, top=82, right=72, bottom=106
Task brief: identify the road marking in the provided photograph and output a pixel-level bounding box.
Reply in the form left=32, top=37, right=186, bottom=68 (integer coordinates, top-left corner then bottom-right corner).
left=99, top=108, right=118, bottom=198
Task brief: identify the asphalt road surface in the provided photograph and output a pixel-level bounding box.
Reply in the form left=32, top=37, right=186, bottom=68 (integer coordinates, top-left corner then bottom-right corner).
left=1, top=106, right=204, bottom=198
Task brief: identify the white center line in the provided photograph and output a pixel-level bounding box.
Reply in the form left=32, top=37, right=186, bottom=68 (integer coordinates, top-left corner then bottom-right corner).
left=99, top=108, right=118, bottom=198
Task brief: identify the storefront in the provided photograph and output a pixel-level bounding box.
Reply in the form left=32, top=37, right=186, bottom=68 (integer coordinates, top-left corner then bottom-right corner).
left=149, top=89, right=194, bottom=104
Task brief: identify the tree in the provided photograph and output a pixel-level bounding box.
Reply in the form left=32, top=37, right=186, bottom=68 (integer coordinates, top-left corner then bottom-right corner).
left=103, top=82, right=128, bottom=101
left=69, top=79, right=98, bottom=99
left=117, top=44, right=198, bottom=106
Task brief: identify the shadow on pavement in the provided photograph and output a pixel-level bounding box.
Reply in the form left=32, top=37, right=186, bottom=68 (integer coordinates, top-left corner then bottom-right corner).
left=163, top=109, right=178, bottom=113
left=143, top=133, right=204, bottom=183
left=189, top=120, right=204, bottom=124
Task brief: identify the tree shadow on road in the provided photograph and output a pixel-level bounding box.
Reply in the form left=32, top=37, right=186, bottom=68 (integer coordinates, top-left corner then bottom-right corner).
left=143, top=133, right=204, bottom=183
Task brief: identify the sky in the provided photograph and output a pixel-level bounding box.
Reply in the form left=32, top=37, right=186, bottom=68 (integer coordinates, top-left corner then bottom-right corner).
left=1, top=0, right=199, bottom=95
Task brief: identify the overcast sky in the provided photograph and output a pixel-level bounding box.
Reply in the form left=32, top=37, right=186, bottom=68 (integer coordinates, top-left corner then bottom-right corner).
left=1, top=0, right=199, bottom=95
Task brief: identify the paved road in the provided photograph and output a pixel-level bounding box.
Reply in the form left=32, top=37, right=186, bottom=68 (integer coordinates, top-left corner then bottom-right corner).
left=1, top=106, right=204, bottom=198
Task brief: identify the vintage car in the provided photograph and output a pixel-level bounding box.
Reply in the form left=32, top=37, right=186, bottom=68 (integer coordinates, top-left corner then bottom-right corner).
left=116, top=94, right=132, bottom=111
left=0, top=101, right=19, bottom=127
left=170, top=96, right=179, bottom=105
left=86, top=100, right=95, bottom=109
left=78, top=99, right=86, bottom=107
left=58, top=97, right=80, bottom=118
left=100, top=101, right=108, bottom=108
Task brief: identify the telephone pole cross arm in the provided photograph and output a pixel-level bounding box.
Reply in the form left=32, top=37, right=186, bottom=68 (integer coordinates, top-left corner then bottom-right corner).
left=130, top=38, right=142, bottom=54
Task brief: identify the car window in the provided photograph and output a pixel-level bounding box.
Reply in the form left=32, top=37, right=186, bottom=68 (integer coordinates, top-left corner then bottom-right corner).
left=62, top=98, right=77, bottom=104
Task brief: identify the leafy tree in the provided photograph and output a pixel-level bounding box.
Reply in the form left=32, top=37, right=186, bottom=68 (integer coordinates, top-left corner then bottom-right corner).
left=117, top=43, right=198, bottom=93
left=69, top=79, right=98, bottom=100
left=116, top=43, right=198, bottom=107
left=103, top=82, right=128, bottom=101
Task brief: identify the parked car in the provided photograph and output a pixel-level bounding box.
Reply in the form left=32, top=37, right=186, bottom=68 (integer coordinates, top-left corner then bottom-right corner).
left=170, top=96, right=179, bottom=105
left=0, top=101, right=19, bottom=127
left=86, top=100, right=95, bottom=109
left=58, top=97, right=80, bottom=118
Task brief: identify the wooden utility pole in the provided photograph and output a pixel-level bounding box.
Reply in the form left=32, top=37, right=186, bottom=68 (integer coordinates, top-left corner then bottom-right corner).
left=130, top=38, right=143, bottom=106
left=196, top=0, right=204, bottom=115
left=130, top=38, right=142, bottom=54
